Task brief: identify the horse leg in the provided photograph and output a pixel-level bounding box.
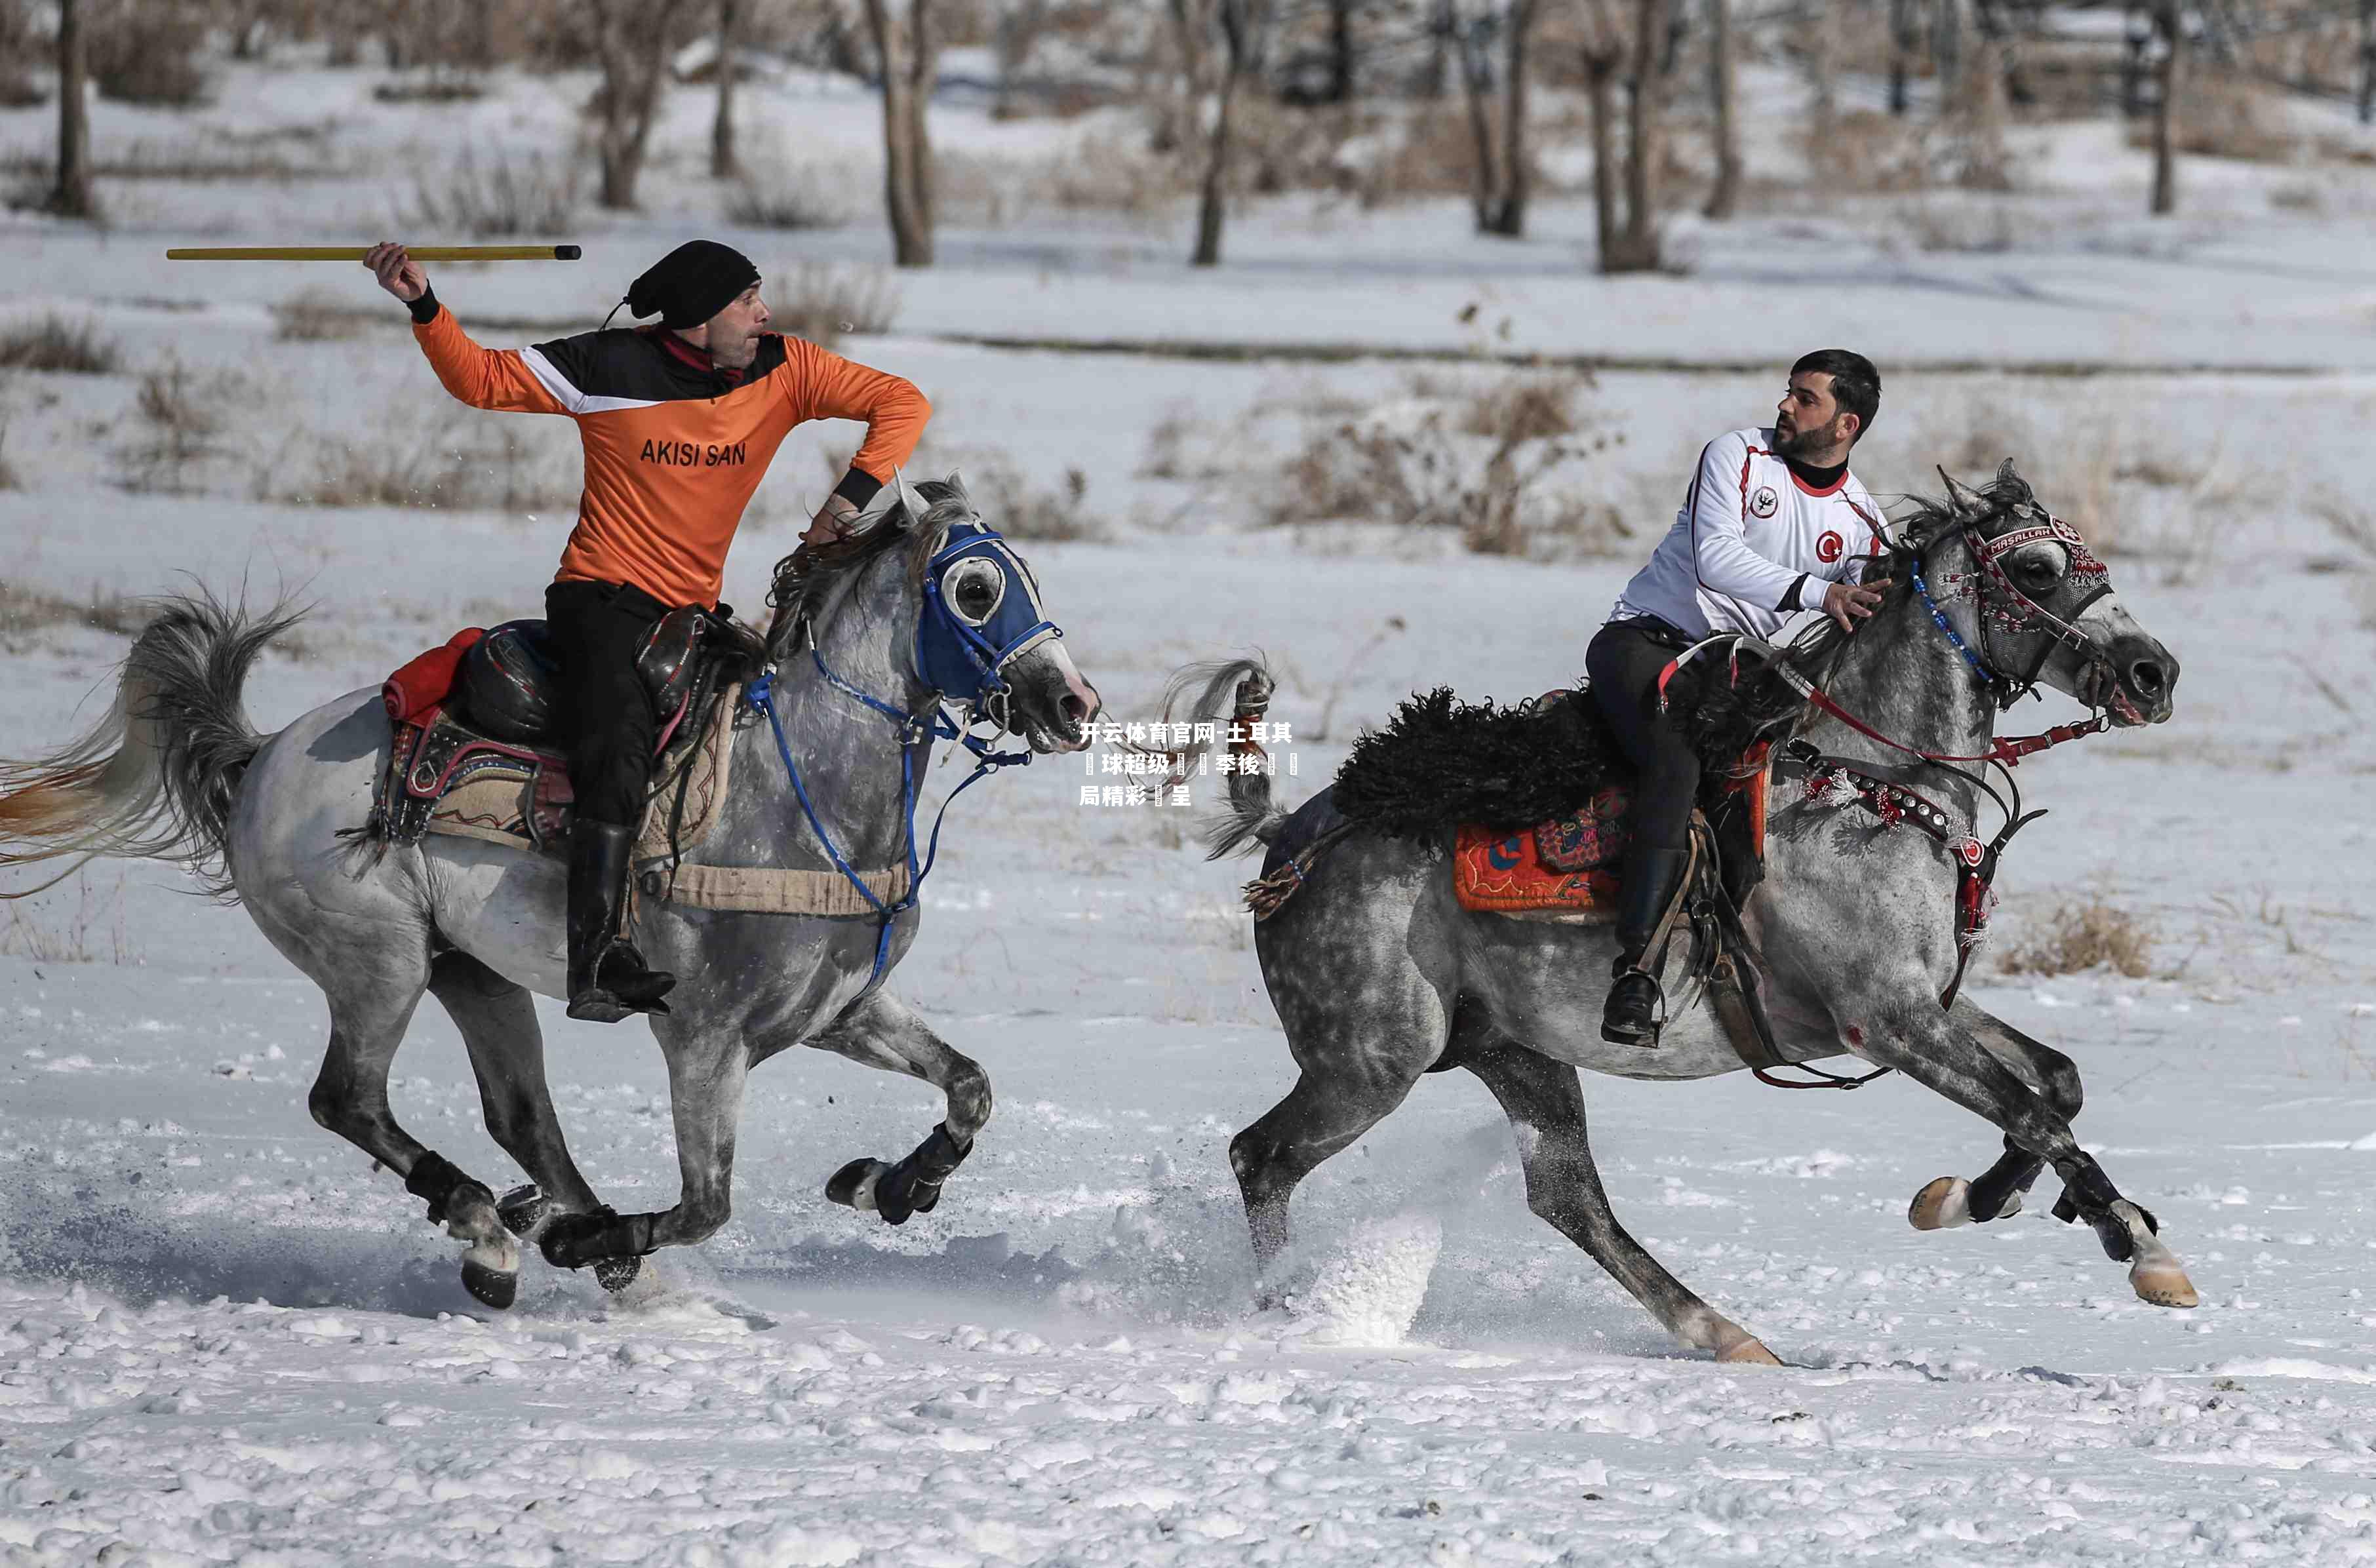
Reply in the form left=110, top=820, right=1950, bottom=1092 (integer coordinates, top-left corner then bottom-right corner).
left=1909, top=1000, right=2081, bottom=1232
left=807, top=990, right=993, bottom=1226
left=538, top=1032, right=748, bottom=1287
left=303, top=951, right=513, bottom=1308
left=1841, top=981, right=2196, bottom=1308
left=1229, top=1062, right=1427, bottom=1289
left=426, top=950, right=604, bottom=1306
left=1459, top=1039, right=1782, bottom=1364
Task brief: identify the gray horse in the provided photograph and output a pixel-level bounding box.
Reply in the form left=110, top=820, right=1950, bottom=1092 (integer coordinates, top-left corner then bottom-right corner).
left=0, top=476, right=1098, bottom=1307
left=1173, top=464, right=2190, bottom=1365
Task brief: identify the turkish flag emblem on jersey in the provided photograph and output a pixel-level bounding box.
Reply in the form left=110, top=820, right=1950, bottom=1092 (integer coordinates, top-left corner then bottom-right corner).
left=1816, top=530, right=1844, bottom=563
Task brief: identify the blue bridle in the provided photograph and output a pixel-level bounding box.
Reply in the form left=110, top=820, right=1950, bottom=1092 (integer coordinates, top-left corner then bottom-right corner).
left=744, top=518, right=1054, bottom=989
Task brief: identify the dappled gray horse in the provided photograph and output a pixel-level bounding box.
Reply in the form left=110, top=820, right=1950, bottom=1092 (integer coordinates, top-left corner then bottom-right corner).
left=1176, top=463, right=2190, bottom=1364
left=0, top=477, right=1098, bottom=1306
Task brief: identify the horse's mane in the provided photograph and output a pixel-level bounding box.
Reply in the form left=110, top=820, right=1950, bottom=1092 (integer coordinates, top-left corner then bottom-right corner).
left=762, top=479, right=974, bottom=654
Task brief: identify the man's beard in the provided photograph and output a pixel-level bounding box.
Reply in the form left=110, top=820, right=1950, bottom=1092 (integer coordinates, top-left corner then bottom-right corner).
left=1773, top=418, right=1840, bottom=460
left=712, top=336, right=760, bottom=371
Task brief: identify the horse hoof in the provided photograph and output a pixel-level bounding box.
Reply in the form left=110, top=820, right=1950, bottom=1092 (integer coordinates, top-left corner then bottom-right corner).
left=462, top=1256, right=518, bottom=1310
left=2128, top=1236, right=2199, bottom=1308
left=1909, top=1177, right=1973, bottom=1232
left=826, top=1158, right=886, bottom=1212
left=498, top=1185, right=549, bottom=1238
left=1717, top=1338, right=1785, bottom=1367
left=593, top=1255, right=643, bottom=1295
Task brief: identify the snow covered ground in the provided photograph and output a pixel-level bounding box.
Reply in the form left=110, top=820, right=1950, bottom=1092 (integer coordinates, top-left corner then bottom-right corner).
left=4, top=45, right=2376, bottom=1568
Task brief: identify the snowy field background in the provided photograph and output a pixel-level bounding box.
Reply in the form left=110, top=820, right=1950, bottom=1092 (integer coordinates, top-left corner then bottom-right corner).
left=4, top=45, right=2376, bottom=1567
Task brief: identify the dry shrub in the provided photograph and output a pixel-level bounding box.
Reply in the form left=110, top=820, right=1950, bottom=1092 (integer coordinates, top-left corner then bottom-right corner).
left=269, top=419, right=576, bottom=513
left=944, top=455, right=1104, bottom=540
left=1351, top=104, right=1476, bottom=208
left=272, top=288, right=366, bottom=342
left=0, top=0, right=41, bottom=108
left=1827, top=109, right=1937, bottom=194
left=0, top=315, right=121, bottom=374
left=89, top=5, right=208, bottom=108
left=2128, top=73, right=2296, bottom=163
left=0, top=581, right=148, bottom=648
left=1031, top=134, right=1185, bottom=216
left=118, top=359, right=228, bottom=494
left=1265, top=371, right=1627, bottom=559
left=409, top=150, right=583, bottom=239
left=724, top=163, right=853, bottom=229
left=773, top=262, right=900, bottom=347
left=2000, top=900, right=2154, bottom=979
left=372, top=71, right=488, bottom=103
left=1900, top=197, right=2017, bottom=253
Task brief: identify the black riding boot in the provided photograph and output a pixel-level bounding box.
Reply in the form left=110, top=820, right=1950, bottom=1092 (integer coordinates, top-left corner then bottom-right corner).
left=1602, top=844, right=1690, bottom=1047
left=565, top=821, right=675, bottom=1023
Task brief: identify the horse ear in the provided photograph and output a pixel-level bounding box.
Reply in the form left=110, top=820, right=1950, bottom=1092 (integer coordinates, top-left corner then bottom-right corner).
left=943, top=469, right=974, bottom=515
left=892, top=467, right=930, bottom=528
left=1994, top=458, right=2033, bottom=502
left=1937, top=467, right=1983, bottom=516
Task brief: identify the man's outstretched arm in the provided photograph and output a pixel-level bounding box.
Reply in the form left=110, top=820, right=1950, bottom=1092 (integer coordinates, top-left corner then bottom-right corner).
left=365, top=241, right=568, bottom=416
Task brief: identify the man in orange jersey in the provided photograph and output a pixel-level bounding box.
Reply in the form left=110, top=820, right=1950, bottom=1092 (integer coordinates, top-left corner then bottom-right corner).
left=365, top=239, right=931, bottom=1023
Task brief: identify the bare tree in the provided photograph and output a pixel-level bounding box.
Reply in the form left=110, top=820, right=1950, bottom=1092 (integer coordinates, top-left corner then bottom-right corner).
left=589, top=0, right=691, bottom=210
left=1170, top=0, right=1275, bottom=267
left=863, top=0, right=938, bottom=266
left=1443, top=0, right=1541, bottom=236
left=713, top=0, right=741, bottom=179
left=49, top=0, right=98, bottom=221
left=1600, top=0, right=1671, bottom=272
left=2149, top=0, right=2181, bottom=213
left=2360, top=0, right=2373, bottom=125
left=1703, top=0, right=1739, bottom=218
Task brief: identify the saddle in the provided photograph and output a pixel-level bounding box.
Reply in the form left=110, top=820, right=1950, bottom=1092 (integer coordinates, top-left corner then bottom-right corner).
left=364, top=608, right=740, bottom=863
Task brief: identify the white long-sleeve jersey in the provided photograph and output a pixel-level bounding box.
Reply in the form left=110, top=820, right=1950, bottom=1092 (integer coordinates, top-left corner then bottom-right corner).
left=1610, top=427, right=1888, bottom=640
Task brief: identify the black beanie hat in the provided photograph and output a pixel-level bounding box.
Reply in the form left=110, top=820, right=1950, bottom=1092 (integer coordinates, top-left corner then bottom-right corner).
left=624, top=240, right=761, bottom=329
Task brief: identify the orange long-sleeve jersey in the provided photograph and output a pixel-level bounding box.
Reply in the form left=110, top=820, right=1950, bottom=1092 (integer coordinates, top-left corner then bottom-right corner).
left=409, top=296, right=930, bottom=608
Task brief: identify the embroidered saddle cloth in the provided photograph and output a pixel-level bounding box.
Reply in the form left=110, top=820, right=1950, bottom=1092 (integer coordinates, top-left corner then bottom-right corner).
left=1452, top=738, right=1772, bottom=918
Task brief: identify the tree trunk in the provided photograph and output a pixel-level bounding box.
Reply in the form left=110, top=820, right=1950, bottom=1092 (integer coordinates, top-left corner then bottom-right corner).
left=1328, top=0, right=1355, bottom=102
left=1453, top=20, right=1500, bottom=231
left=49, top=0, right=96, bottom=221
left=1486, top=0, right=1533, bottom=235
left=1586, top=52, right=1619, bottom=257
left=2150, top=0, right=2180, bottom=214
left=1603, top=0, right=1668, bottom=272
left=1703, top=0, right=1739, bottom=218
left=591, top=0, right=681, bottom=211
left=1808, top=0, right=1837, bottom=140
left=1888, top=0, right=1911, bottom=113
left=1193, top=67, right=1238, bottom=265
left=712, top=0, right=740, bottom=179
left=2359, top=0, right=2373, bottom=125
left=866, top=0, right=937, bottom=265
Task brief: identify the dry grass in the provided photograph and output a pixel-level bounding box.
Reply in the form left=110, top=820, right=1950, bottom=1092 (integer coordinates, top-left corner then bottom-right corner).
left=0, top=315, right=121, bottom=374
left=267, top=418, right=577, bottom=513
left=949, top=454, right=1107, bottom=541
left=117, top=359, right=228, bottom=494
left=772, top=262, right=900, bottom=347
left=0, top=581, right=149, bottom=650
left=271, top=288, right=366, bottom=342
left=372, top=72, right=488, bottom=104
left=1999, top=899, right=2154, bottom=979
left=2127, top=73, right=2297, bottom=163
left=1900, top=197, right=2018, bottom=254
left=89, top=6, right=208, bottom=108
left=408, top=150, right=583, bottom=238
left=0, top=876, right=136, bottom=966
left=724, top=164, right=854, bottom=229
left=1263, top=370, right=1626, bottom=559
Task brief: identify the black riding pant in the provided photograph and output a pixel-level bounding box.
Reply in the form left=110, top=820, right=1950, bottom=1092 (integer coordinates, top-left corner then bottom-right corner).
left=1585, top=617, right=1699, bottom=856
left=545, top=579, right=671, bottom=829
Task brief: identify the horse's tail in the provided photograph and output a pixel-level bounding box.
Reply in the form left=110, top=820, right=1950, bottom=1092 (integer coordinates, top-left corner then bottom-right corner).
left=1160, top=656, right=1288, bottom=859
left=0, top=589, right=304, bottom=902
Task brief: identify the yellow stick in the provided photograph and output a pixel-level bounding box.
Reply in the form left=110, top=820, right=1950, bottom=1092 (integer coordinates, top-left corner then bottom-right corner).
left=164, top=245, right=582, bottom=262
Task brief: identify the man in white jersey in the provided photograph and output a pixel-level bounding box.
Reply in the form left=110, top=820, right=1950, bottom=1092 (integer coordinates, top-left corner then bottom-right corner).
left=1587, top=349, right=1892, bottom=1048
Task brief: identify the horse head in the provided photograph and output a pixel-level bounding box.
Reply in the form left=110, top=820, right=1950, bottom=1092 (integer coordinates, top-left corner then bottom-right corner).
left=768, top=471, right=1099, bottom=753
left=1918, top=460, right=2177, bottom=727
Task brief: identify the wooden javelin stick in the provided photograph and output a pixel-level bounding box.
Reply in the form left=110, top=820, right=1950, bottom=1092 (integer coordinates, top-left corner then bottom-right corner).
left=165, top=245, right=582, bottom=262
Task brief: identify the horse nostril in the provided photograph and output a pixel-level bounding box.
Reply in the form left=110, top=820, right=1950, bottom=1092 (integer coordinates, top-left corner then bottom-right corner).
left=1061, top=694, right=1089, bottom=724
left=2128, top=659, right=2165, bottom=699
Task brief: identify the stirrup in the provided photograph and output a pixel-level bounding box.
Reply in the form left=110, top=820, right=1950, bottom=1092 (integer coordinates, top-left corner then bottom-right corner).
left=1601, top=966, right=1665, bottom=1048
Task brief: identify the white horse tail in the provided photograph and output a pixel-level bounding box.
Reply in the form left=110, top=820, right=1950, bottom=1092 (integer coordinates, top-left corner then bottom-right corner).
left=1160, top=656, right=1288, bottom=858
left=0, top=590, right=304, bottom=901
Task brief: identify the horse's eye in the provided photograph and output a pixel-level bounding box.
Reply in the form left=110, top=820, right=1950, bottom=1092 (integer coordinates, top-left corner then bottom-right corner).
left=944, top=559, right=1004, bottom=625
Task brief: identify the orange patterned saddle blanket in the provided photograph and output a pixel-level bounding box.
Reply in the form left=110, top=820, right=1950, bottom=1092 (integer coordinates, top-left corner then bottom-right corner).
left=1452, top=749, right=1770, bottom=916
